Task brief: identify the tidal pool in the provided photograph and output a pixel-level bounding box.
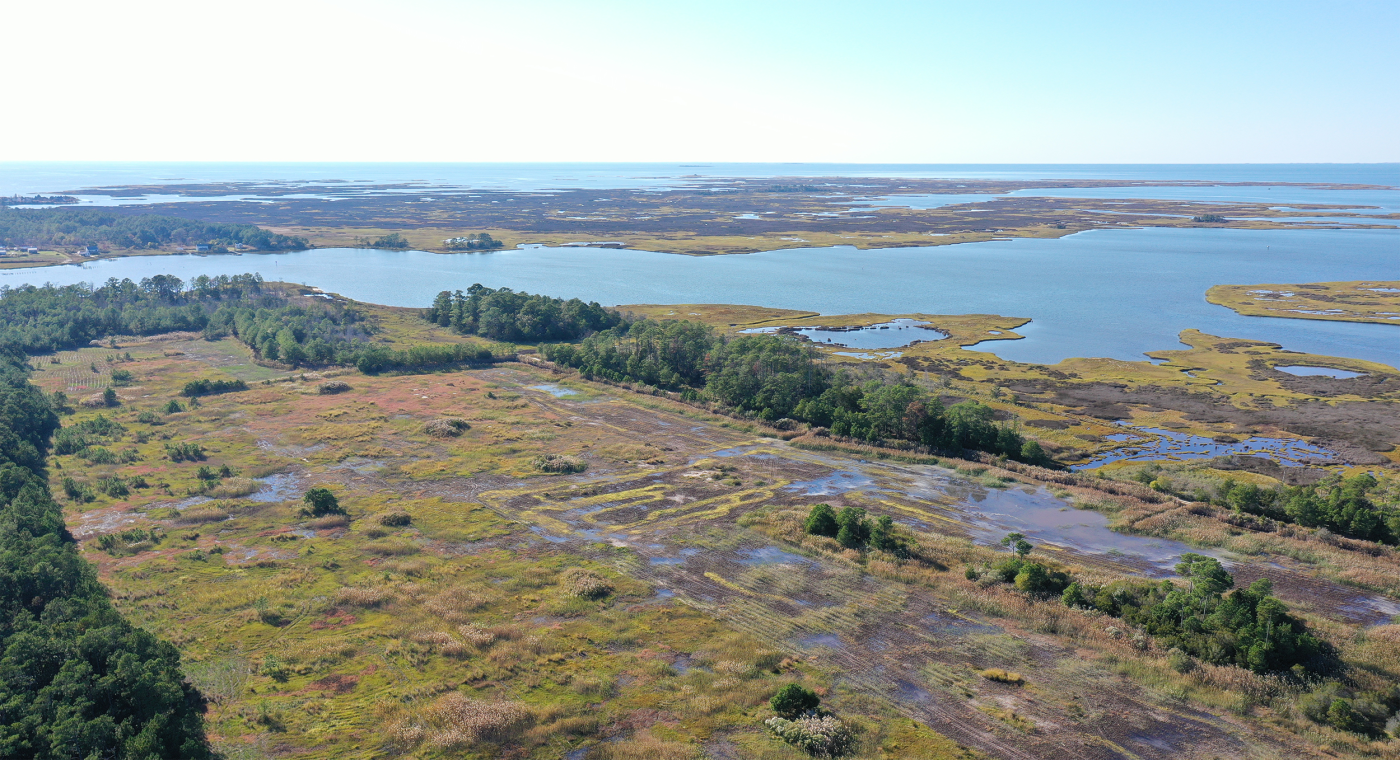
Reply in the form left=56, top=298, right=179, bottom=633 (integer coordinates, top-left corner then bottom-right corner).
left=1072, top=425, right=1337, bottom=470
left=1274, top=365, right=1366, bottom=379
left=741, top=318, right=946, bottom=349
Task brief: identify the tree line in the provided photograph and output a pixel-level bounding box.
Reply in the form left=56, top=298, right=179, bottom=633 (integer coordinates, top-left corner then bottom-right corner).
left=0, top=207, right=306, bottom=250
left=540, top=316, right=1045, bottom=463
left=0, top=351, right=210, bottom=757
left=1154, top=474, right=1399, bottom=546
left=0, top=275, right=498, bottom=374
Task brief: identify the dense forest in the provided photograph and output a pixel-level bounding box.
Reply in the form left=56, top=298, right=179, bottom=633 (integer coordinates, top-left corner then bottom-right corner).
left=0, top=275, right=495, bottom=374
left=0, top=352, right=210, bottom=757
left=0, top=207, right=306, bottom=250
left=540, top=316, right=1042, bottom=462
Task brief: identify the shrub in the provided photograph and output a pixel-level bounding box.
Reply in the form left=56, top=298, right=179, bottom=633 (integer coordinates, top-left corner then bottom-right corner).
left=96, top=476, right=129, bottom=498
left=136, top=410, right=163, bottom=425
left=378, top=510, right=412, bottom=527
left=109, top=369, right=133, bottom=385
left=770, top=683, right=821, bottom=719
left=764, top=715, right=854, bottom=757
left=561, top=567, right=613, bottom=599
left=835, top=506, right=868, bottom=549
left=260, top=656, right=291, bottom=683
left=61, top=476, right=95, bottom=503
left=79, top=393, right=109, bottom=408
left=182, top=378, right=248, bottom=397
left=85, top=447, right=117, bottom=464
left=103, top=387, right=119, bottom=406
left=163, top=399, right=184, bottom=414
left=425, top=418, right=471, bottom=437
left=532, top=454, right=586, bottom=474
left=317, top=380, right=351, bottom=395
left=803, top=503, right=839, bottom=537
left=302, top=487, right=345, bottom=516
left=164, top=442, right=206, bottom=462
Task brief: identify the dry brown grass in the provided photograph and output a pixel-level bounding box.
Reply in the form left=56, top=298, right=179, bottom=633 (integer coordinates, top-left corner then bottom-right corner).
left=206, top=477, right=260, bottom=498
left=424, top=585, right=495, bottom=622
left=174, top=506, right=230, bottom=525
left=457, top=623, right=496, bottom=647
left=334, top=586, right=392, bottom=608
left=307, top=514, right=350, bottom=530
left=363, top=540, right=420, bottom=556
left=593, top=730, right=704, bottom=760
left=425, top=417, right=470, bottom=437
left=560, top=567, right=613, bottom=599
left=392, top=692, right=532, bottom=749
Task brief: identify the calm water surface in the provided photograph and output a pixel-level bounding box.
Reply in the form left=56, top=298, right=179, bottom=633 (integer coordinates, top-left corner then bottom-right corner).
left=6, top=227, right=1397, bottom=367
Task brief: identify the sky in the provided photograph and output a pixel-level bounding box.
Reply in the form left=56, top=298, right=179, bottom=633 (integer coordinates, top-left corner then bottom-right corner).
left=5, top=0, right=1398, bottom=163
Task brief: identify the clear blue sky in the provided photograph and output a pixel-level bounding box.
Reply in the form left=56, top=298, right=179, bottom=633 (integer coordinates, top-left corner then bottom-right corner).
left=4, top=0, right=1397, bottom=162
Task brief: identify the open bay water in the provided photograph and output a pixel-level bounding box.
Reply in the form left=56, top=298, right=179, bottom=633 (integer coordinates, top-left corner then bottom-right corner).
left=3, top=226, right=1397, bottom=368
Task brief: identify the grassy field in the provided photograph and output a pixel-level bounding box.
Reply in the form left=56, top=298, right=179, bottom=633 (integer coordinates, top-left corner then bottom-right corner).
left=44, top=301, right=1400, bottom=758
left=1208, top=281, right=1400, bottom=327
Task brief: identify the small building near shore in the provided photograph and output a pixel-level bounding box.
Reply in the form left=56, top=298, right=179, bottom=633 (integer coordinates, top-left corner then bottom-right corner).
left=195, top=244, right=211, bottom=252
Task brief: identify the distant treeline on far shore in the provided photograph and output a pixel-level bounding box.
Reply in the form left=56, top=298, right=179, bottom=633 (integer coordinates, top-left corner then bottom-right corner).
left=0, top=207, right=306, bottom=251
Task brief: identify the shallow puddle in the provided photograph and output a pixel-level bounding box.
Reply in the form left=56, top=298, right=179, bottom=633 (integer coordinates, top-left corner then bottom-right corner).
left=530, top=384, right=580, bottom=397
left=796, top=633, right=844, bottom=649
left=248, top=473, right=300, bottom=502
left=738, top=546, right=812, bottom=565
left=783, top=470, right=876, bottom=496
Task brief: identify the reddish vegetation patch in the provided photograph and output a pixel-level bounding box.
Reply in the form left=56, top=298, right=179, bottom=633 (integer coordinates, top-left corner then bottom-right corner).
left=610, top=708, right=681, bottom=735
left=310, top=610, right=358, bottom=630
left=308, top=674, right=359, bottom=694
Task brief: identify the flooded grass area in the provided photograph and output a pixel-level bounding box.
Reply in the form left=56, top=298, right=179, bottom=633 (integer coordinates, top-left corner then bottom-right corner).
left=1072, top=424, right=1339, bottom=470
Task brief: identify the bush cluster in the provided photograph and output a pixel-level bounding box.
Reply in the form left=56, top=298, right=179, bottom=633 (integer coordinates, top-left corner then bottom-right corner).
left=1061, top=553, right=1326, bottom=674
left=533, top=454, right=587, bottom=474
left=803, top=503, right=908, bottom=555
